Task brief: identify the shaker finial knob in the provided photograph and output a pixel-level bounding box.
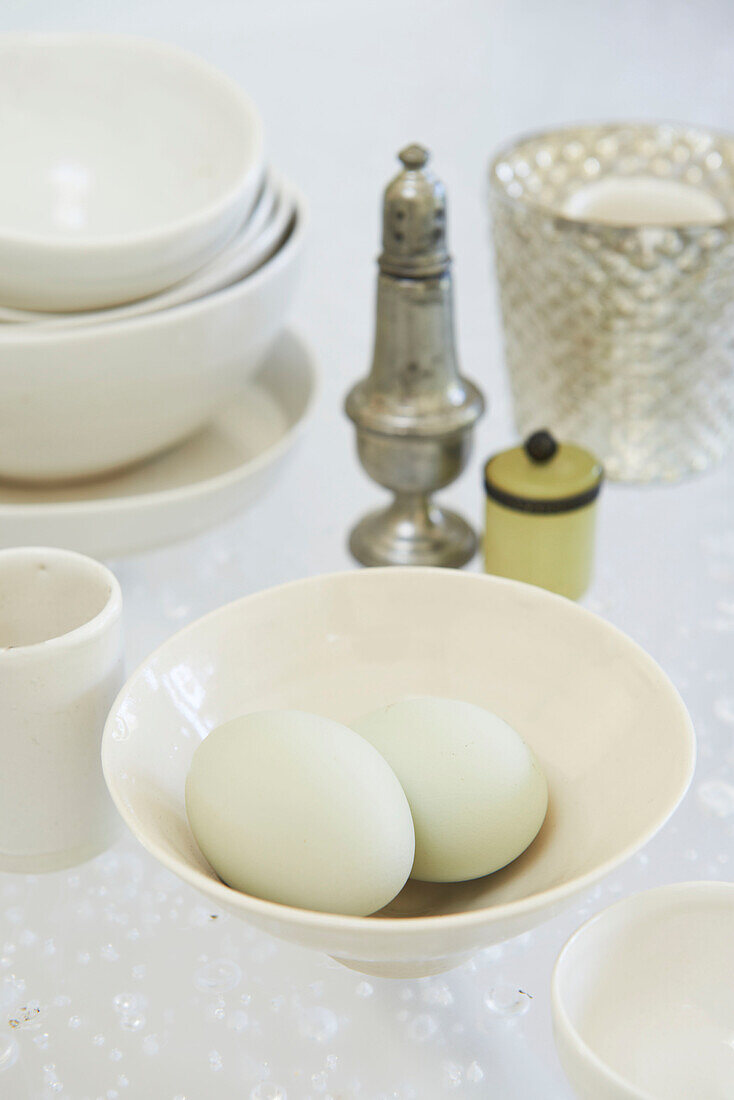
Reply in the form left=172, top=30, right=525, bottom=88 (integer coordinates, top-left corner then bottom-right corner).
left=380, top=142, right=449, bottom=278
left=399, top=144, right=429, bottom=170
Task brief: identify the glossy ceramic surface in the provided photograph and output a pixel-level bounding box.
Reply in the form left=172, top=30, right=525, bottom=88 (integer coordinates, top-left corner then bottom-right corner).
left=0, top=34, right=264, bottom=311
left=0, top=547, right=123, bottom=872
left=102, top=569, right=695, bottom=978
left=0, top=197, right=306, bottom=483
left=552, top=881, right=734, bottom=1099
left=0, top=174, right=290, bottom=328
left=0, top=331, right=316, bottom=558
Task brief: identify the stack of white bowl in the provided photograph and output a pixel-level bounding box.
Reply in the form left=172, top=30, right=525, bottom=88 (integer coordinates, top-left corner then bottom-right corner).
left=0, top=33, right=306, bottom=483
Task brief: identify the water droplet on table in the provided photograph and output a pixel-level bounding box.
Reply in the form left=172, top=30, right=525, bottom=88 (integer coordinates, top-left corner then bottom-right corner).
left=193, top=959, right=242, bottom=993
left=298, top=1005, right=338, bottom=1043
left=112, top=993, right=146, bottom=1016
left=142, top=1034, right=159, bottom=1056
left=484, top=983, right=532, bottom=1017
left=250, top=1085, right=287, bottom=1100
left=698, top=779, right=734, bottom=818
left=227, top=1009, right=249, bottom=1032
left=120, top=1014, right=146, bottom=1033
left=422, top=983, right=453, bottom=1006
left=442, top=1061, right=463, bottom=1088
left=407, top=1013, right=437, bottom=1042
left=714, top=696, right=734, bottom=724
left=0, top=1033, right=18, bottom=1072
left=9, top=1001, right=42, bottom=1030
left=466, top=1061, right=484, bottom=1083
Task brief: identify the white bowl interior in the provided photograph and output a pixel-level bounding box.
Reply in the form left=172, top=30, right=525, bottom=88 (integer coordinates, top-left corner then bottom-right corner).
left=554, top=883, right=734, bottom=1099
left=0, top=35, right=257, bottom=238
left=104, top=570, right=694, bottom=958
left=0, top=176, right=293, bottom=330
left=0, top=547, right=113, bottom=647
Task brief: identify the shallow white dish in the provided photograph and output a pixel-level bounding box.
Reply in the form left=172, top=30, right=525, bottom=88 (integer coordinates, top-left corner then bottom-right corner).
left=0, top=194, right=306, bottom=483
left=0, top=174, right=283, bottom=327
left=102, top=568, right=695, bottom=978
left=0, top=34, right=264, bottom=311
left=0, top=332, right=316, bottom=558
left=552, top=881, right=734, bottom=1100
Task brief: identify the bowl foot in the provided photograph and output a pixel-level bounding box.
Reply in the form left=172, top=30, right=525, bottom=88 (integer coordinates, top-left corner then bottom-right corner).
left=330, top=953, right=472, bottom=978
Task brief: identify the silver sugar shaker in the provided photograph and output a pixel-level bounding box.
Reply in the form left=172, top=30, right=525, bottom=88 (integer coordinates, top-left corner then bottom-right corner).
left=345, top=144, right=485, bottom=568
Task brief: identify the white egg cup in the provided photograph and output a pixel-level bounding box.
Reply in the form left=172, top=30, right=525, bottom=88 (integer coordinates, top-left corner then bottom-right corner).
left=552, top=881, right=734, bottom=1099
left=0, top=547, right=124, bottom=872
left=102, top=568, right=695, bottom=978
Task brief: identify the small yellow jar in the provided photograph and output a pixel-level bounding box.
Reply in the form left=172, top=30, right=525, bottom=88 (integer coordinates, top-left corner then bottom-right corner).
left=483, top=430, right=603, bottom=600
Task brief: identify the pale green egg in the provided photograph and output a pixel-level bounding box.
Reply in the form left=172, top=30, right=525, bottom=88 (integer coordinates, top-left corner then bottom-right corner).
left=352, top=697, right=548, bottom=883
left=186, top=709, right=415, bottom=916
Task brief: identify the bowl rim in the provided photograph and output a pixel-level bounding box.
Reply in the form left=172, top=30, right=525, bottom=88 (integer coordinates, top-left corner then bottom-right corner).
left=488, top=118, right=734, bottom=233
left=102, top=568, right=696, bottom=936
left=0, top=169, right=281, bottom=327
left=550, top=880, right=734, bottom=1099
left=0, top=187, right=308, bottom=348
left=0, top=32, right=264, bottom=250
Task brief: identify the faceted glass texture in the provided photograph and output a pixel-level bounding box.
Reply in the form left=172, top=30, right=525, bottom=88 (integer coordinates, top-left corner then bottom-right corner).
left=489, top=122, right=734, bottom=481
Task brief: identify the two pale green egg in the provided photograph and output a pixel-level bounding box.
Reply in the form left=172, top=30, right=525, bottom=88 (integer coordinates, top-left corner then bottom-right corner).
left=186, top=697, right=548, bottom=916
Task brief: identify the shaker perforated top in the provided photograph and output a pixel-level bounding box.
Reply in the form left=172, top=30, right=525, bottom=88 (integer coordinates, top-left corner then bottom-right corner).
left=379, top=144, right=450, bottom=278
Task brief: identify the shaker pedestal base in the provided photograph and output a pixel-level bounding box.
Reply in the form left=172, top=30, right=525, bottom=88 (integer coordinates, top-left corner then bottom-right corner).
left=349, top=495, right=477, bottom=568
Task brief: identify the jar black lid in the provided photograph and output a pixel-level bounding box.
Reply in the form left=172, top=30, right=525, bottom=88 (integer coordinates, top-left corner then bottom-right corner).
left=484, top=430, right=603, bottom=514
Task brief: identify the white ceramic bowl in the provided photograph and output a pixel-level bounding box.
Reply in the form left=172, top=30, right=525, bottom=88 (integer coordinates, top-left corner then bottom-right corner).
left=0, top=332, right=318, bottom=558
left=0, top=174, right=283, bottom=327
left=0, top=195, right=306, bottom=483
left=0, top=176, right=294, bottom=331
left=552, top=881, right=734, bottom=1099
left=0, top=34, right=264, bottom=311
left=102, top=569, right=695, bottom=978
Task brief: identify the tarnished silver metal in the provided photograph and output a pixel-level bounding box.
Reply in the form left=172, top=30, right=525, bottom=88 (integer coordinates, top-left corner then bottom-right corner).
left=346, top=145, right=485, bottom=568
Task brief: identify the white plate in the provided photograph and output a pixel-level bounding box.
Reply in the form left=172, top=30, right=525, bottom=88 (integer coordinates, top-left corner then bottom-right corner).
left=0, top=331, right=317, bottom=558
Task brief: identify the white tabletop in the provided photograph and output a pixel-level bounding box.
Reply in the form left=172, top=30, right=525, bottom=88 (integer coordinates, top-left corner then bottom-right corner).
left=2, top=2, right=733, bottom=1096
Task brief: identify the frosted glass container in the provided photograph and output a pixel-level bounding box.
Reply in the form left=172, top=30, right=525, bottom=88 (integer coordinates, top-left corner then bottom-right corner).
left=489, top=122, right=734, bottom=482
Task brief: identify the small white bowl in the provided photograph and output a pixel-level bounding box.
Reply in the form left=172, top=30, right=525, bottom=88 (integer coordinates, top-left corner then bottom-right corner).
left=0, top=193, right=306, bottom=483
left=102, top=569, right=695, bottom=978
left=0, top=175, right=294, bottom=331
left=552, top=881, right=734, bottom=1099
left=0, top=34, right=264, bottom=311
left=0, top=176, right=277, bottom=325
